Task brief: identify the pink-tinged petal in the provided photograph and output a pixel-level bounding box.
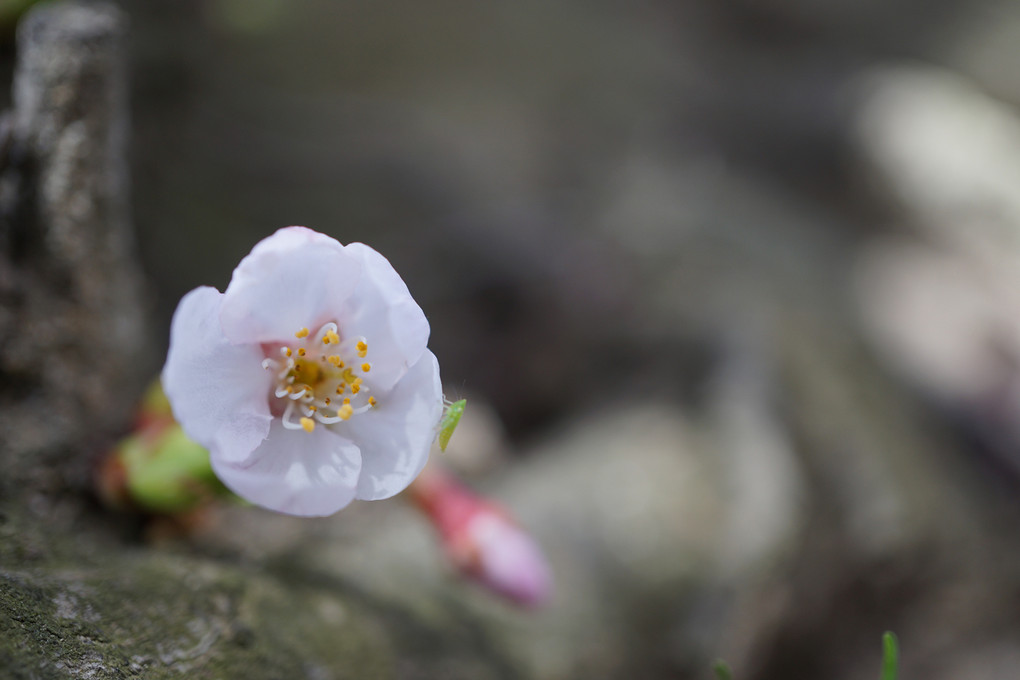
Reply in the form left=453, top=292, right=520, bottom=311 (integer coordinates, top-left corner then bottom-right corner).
left=348, top=349, right=443, bottom=501
left=340, top=243, right=430, bottom=391
left=220, top=227, right=362, bottom=344
left=211, top=420, right=362, bottom=516
left=162, top=287, right=272, bottom=464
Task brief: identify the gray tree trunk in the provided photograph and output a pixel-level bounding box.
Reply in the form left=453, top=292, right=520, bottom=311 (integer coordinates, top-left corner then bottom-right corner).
left=0, top=1, right=147, bottom=503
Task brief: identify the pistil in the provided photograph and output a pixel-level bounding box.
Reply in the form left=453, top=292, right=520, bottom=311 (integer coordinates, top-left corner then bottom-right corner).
left=263, top=322, right=378, bottom=432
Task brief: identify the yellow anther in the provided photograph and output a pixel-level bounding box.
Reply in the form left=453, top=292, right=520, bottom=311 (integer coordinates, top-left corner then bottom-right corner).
left=327, top=355, right=342, bottom=367
left=356, top=340, right=368, bottom=353
left=324, top=398, right=331, bottom=405
left=300, top=417, right=315, bottom=432
left=297, top=348, right=306, bottom=357
left=323, top=330, right=340, bottom=345
left=351, top=378, right=363, bottom=394
left=285, top=385, right=294, bottom=393
left=361, top=363, right=371, bottom=373
left=343, top=397, right=351, bottom=405
left=342, top=368, right=356, bottom=384
left=358, top=350, right=367, bottom=359
left=336, top=383, right=346, bottom=394
left=368, top=396, right=377, bottom=407
left=295, top=327, right=310, bottom=339
left=337, top=404, right=353, bottom=420
left=284, top=348, right=293, bottom=357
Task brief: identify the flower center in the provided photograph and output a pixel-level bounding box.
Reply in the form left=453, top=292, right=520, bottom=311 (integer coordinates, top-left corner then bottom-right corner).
left=261, top=322, right=378, bottom=433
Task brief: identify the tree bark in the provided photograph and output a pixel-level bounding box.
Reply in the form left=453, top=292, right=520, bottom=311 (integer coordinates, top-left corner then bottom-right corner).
left=0, top=1, right=148, bottom=504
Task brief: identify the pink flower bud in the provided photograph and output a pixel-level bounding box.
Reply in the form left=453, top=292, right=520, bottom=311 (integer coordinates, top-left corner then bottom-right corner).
left=455, top=510, right=552, bottom=607
left=410, top=469, right=552, bottom=607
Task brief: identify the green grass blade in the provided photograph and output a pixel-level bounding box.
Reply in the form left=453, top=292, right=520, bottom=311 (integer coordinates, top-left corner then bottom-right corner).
left=712, top=659, right=733, bottom=680
left=881, top=631, right=899, bottom=680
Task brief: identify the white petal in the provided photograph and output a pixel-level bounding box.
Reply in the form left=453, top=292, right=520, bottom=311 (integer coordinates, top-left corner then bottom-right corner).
left=212, top=420, right=363, bottom=517
left=220, top=226, right=362, bottom=344
left=162, top=287, right=272, bottom=464
left=340, top=242, right=430, bottom=391
left=348, top=349, right=443, bottom=501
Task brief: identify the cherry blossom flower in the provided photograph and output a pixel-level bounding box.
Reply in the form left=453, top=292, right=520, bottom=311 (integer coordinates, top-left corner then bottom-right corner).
left=161, top=226, right=443, bottom=516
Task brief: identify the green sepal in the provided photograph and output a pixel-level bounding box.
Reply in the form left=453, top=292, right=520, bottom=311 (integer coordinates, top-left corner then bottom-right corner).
left=119, top=424, right=228, bottom=513
left=140, top=379, right=173, bottom=419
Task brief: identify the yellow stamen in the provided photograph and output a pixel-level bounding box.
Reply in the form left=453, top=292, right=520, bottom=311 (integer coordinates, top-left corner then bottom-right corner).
left=337, top=404, right=353, bottom=420
left=368, top=396, right=377, bottom=407
left=336, top=383, right=346, bottom=394
left=324, top=398, right=331, bottom=405
left=295, top=327, right=309, bottom=339
left=351, top=378, right=362, bottom=394
left=327, top=355, right=342, bottom=367
left=343, top=397, right=351, bottom=405
left=361, top=362, right=371, bottom=372
left=356, top=340, right=367, bottom=353
left=300, top=417, right=315, bottom=432
left=297, top=348, right=306, bottom=357
left=284, top=347, right=293, bottom=357
left=323, top=330, right=340, bottom=345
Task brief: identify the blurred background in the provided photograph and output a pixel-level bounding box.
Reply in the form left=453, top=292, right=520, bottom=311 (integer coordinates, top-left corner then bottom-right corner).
left=111, top=0, right=1020, bottom=438
left=6, top=0, right=1020, bottom=678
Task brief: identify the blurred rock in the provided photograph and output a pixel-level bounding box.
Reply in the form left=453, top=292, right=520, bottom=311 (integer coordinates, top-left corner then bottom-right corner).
left=0, top=501, right=521, bottom=680
left=855, top=239, right=1017, bottom=404
left=193, top=398, right=807, bottom=680
left=0, top=390, right=807, bottom=679
left=951, top=0, right=1020, bottom=107
left=855, top=65, right=1020, bottom=256
left=490, top=405, right=728, bottom=679
left=853, top=64, right=1020, bottom=481
left=705, top=331, right=805, bottom=580
left=742, top=308, right=1020, bottom=680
